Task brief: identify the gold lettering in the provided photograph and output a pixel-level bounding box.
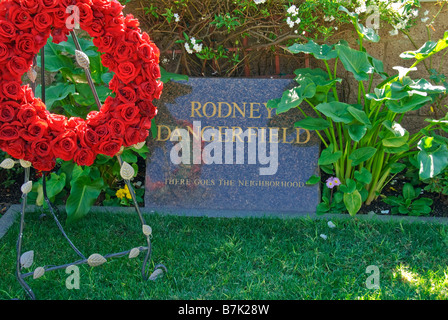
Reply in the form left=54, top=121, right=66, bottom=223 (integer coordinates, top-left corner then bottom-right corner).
left=232, top=102, right=246, bottom=118
left=203, top=102, right=217, bottom=118
left=296, top=127, right=311, bottom=144
left=156, top=125, right=171, bottom=141
left=218, top=102, right=232, bottom=118
left=249, top=103, right=261, bottom=119
left=263, top=102, right=274, bottom=119
left=282, top=128, right=295, bottom=144
left=191, top=101, right=202, bottom=117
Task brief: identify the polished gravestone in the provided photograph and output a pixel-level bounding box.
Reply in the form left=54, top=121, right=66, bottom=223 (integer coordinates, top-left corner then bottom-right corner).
left=144, top=78, right=320, bottom=217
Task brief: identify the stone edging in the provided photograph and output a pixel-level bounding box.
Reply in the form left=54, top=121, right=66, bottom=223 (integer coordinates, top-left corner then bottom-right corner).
left=1, top=204, right=447, bottom=241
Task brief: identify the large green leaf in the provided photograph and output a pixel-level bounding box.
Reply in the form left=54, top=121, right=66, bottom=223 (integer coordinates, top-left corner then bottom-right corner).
left=276, top=78, right=316, bottom=114
left=73, top=83, right=112, bottom=106
left=288, top=40, right=338, bottom=60
left=37, top=40, right=75, bottom=73
left=348, top=124, right=368, bottom=142
left=344, top=190, right=362, bottom=216
left=315, top=101, right=353, bottom=123
left=417, top=137, right=448, bottom=180
left=35, top=83, right=75, bottom=110
left=36, top=173, right=66, bottom=206
left=66, top=175, right=104, bottom=224
left=318, top=145, right=342, bottom=166
left=349, top=147, right=377, bottom=166
left=386, top=95, right=433, bottom=113
left=294, top=117, right=330, bottom=131
left=400, top=31, right=448, bottom=61
left=335, top=44, right=374, bottom=81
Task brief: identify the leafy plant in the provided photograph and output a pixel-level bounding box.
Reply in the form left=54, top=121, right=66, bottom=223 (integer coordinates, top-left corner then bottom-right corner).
left=268, top=6, right=448, bottom=216
left=382, top=182, right=433, bottom=216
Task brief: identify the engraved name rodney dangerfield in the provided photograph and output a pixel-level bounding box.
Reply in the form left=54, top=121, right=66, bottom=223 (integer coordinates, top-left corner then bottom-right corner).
left=145, top=78, right=320, bottom=217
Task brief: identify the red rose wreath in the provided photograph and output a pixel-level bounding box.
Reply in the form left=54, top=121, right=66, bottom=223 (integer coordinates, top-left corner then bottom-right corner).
left=0, top=0, right=163, bottom=171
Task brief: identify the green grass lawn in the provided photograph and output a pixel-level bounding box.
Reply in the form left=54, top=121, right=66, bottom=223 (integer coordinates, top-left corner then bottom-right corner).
left=0, top=210, right=447, bottom=300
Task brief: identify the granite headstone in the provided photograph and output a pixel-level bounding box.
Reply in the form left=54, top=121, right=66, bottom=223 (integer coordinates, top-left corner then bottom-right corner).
left=144, top=78, right=320, bottom=217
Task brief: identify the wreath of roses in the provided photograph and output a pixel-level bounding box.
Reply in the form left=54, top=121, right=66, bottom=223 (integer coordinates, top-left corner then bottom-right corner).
left=0, top=0, right=163, bottom=171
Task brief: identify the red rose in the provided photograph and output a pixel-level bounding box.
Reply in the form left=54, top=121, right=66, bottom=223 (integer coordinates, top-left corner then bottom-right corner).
left=115, top=40, right=136, bottom=62
left=6, top=138, right=26, bottom=159
left=2, top=81, right=23, bottom=100
left=93, top=33, right=115, bottom=53
left=0, top=102, right=17, bottom=122
left=124, top=14, right=140, bottom=29
left=137, top=42, right=159, bottom=63
left=137, top=81, right=155, bottom=100
left=114, top=103, right=140, bottom=124
left=116, top=61, right=140, bottom=84
left=20, top=119, right=48, bottom=141
left=38, top=0, right=58, bottom=9
left=32, top=155, right=56, bottom=172
left=20, top=0, right=40, bottom=14
left=101, top=53, right=117, bottom=70
left=7, top=57, right=30, bottom=78
left=46, top=113, right=67, bottom=132
left=124, top=126, right=147, bottom=146
left=31, top=138, right=51, bottom=157
left=86, top=110, right=108, bottom=127
left=117, top=85, right=137, bottom=103
left=74, top=147, right=96, bottom=166
left=109, top=118, right=125, bottom=136
left=50, top=130, right=77, bottom=161
left=95, top=124, right=111, bottom=140
left=52, top=7, right=69, bottom=28
left=142, top=62, right=161, bottom=81
left=0, top=124, right=20, bottom=141
left=79, top=127, right=98, bottom=148
left=85, top=18, right=105, bottom=37
left=137, top=100, right=157, bottom=118
left=0, top=43, right=10, bottom=62
left=97, top=138, right=123, bottom=157
left=78, top=3, right=93, bottom=25
left=15, top=34, right=37, bottom=56
left=9, top=6, right=34, bottom=31
left=103, top=15, right=125, bottom=36
left=17, top=103, right=37, bottom=124
left=0, top=20, right=16, bottom=42
left=51, top=28, right=69, bottom=44
left=34, top=12, right=53, bottom=33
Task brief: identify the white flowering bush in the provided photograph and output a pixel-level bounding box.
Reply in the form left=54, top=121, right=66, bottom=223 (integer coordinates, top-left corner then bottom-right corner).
left=123, top=0, right=423, bottom=76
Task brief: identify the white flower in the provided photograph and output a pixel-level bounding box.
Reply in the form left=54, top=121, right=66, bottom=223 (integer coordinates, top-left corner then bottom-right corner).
left=389, top=28, right=398, bottom=36
left=193, top=43, right=203, bottom=53
left=424, top=10, right=429, bottom=16
left=286, top=17, right=294, bottom=28
left=421, top=17, right=429, bottom=23
left=174, top=13, right=180, bottom=22
left=327, top=221, right=336, bottom=229
left=320, top=234, right=328, bottom=240
left=184, top=42, right=193, bottom=54
left=190, top=37, right=196, bottom=45
left=253, top=0, right=266, bottom=4
left=287, top=5, right=299, bottom=16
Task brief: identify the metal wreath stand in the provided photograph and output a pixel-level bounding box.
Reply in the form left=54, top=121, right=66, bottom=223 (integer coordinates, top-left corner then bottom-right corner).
left=13, top=30, right=167, bottom=300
